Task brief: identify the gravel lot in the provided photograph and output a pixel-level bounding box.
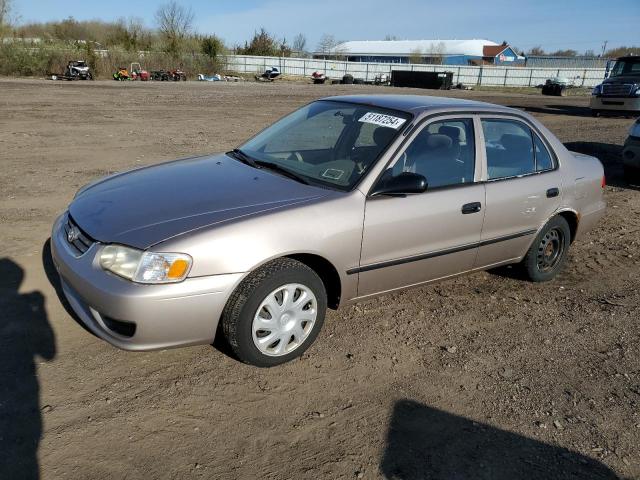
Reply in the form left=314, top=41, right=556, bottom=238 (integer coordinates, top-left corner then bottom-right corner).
left=0, top=78, right=638, bottom=480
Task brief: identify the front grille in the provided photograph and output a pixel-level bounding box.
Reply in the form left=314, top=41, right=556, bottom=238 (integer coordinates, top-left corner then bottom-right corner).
left=601, top=83, right=634, bottom=97
left=63, top=215, right=94, bottom=256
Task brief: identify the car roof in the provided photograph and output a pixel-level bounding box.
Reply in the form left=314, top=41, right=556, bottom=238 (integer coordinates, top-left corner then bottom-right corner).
left=322, top=94, right=516, bottom=115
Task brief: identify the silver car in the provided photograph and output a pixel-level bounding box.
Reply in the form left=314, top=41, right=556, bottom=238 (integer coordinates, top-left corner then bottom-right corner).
left=51, top=95, right=606, bottom=367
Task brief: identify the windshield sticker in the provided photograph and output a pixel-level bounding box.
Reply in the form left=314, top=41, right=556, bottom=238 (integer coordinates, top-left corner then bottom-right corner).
left=358, top=112, right=406, bottom=129
left=321, top=168, right=344, bottom=180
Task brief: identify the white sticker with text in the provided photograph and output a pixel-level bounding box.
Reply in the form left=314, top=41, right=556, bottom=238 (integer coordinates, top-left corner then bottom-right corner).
left=358, top=112, right=406, bottom=129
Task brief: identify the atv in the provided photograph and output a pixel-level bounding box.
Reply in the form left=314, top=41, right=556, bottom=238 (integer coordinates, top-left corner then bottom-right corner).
left=168, top=69, right=187, bottom=81
left=64, top=60, right=93, bottom=80
left=113, top=67, right=130, bottom=81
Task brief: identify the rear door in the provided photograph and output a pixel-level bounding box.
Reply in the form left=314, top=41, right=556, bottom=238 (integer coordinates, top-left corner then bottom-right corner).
left=475, top=116, right=563, bottom=268
left=355, top=116, right=486, bottom=298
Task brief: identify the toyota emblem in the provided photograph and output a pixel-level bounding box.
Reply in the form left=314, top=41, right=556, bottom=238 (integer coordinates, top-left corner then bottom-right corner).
left=67, top=226, right=80, bottom=243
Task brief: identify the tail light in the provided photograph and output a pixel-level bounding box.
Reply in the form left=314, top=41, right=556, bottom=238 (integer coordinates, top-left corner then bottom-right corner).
left=601, top=175, right=606, bottom=189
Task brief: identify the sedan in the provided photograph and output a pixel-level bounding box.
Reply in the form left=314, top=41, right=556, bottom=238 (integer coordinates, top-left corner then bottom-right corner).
left=51, top=95, right=606, bottom=367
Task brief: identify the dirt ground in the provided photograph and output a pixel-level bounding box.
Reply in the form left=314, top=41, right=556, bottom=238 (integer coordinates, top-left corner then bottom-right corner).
left=0, top=78, right=639, bottom=480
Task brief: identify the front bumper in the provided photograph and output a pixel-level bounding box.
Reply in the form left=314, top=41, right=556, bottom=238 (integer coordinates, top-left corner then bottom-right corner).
left=51, top=214, right=244, bottom=351
left=590, top=96, right=640, bottom=112
left=623, top=136, right=640, bottom=171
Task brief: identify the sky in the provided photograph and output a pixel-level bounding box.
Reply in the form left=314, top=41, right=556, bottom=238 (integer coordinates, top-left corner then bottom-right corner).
left=12, top=0, right=640, bottom=53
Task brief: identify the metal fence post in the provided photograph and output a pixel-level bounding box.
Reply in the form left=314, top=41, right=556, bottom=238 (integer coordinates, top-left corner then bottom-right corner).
left=478, top=66, right=483, bottom=86
left=504, top=68, right=508, bottom=86
left=457, top=66, right=460, bottom=84
left=528, top=69, right=533, bottom=86
left=582, top=69, right=587, bottom=86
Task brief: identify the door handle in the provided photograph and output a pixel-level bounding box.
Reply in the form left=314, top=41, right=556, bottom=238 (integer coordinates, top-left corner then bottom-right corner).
left=461, top=202, right=482, bottom=214
left=546, top=187, right=560, bottom=198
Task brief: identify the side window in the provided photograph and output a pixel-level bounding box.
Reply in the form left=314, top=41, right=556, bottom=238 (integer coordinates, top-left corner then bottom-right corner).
left=482, top=119, right=535, bottom=180
left=388, top=118, right=475, bottom=189
left=533, top=133, right=554, bottom=171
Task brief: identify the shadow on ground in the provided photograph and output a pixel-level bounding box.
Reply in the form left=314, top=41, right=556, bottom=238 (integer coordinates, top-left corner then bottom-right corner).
left=380, top=400, right=623, bottom=480
left=0, top=258, right=56, bottom=480
left=510, top=104, right=597, bottom=118
left=564, top=141, right=639, bottom=191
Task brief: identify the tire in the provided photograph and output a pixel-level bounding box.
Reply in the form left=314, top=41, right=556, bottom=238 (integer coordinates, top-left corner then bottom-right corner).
left=521, top=216, right=571, bottom=282
left=624, top=164, right=640, bottom=185
left=221, top=258, right=327, bottom=367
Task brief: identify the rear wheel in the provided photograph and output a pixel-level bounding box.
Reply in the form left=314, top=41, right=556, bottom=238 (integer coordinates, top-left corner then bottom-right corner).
left=521, top=216, right=571, bottom=282
left=221, top=258, right=327, bottom=367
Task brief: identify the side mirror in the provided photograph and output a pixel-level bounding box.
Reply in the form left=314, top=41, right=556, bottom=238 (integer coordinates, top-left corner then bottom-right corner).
left=371, top=172, right=428, bottom=196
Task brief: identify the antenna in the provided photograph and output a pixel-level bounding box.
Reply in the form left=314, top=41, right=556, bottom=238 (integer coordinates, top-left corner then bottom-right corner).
left=601, top=40, right=608, bottom=57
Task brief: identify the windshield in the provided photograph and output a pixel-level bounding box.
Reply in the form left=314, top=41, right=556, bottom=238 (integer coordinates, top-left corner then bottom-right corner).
left=610, top=59, right=640, bottom=77
left=238, top=100, right=411, bottom=190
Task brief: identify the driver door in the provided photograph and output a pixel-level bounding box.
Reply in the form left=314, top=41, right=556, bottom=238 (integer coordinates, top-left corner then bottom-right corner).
left=356, top=116, right=486, bottom=298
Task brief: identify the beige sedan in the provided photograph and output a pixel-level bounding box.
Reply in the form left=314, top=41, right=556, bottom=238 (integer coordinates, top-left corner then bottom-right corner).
left=52, top=95, right=606, bottom=366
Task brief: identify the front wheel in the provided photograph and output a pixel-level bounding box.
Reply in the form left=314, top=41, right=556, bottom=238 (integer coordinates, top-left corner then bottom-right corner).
left=221, top=258, right=327, bottom=367
left=521, top=216, right=571, bottom=282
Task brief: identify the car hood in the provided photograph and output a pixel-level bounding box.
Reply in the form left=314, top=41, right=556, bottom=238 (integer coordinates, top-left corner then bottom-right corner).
left=69, top=153, right=330, bottom=249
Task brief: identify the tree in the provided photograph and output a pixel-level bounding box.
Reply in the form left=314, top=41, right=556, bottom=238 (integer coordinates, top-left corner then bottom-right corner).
left=605, top=46, right=640, bottom=58
left=384, top=34, right=397, bottom=41
left=201, top=35, right=224, bottom=59
left=237, top=28, right=279, bottom=56
left=550, top=49, right=577, bottom=57
left=0, top=0, right=13, bottom=30
left=527, top=46, right=545, bottom=56
left=292, top=33, right=307, bottom=55
left=408, top=48, right=422, bottom=65
left=155, top=1, right=194, bottom=56
left=316, top=33, right=338, bottom=55
left=584, top=49, right=596, bottom=57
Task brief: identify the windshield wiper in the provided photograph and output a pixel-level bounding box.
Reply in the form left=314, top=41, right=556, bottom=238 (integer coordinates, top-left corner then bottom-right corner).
left=228, top=148, right=258, bottom=168
left=254, top=160, right=310, bottom=185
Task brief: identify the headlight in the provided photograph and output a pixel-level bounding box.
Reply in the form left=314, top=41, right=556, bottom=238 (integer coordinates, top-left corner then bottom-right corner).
left=99, top=245, right=192, bottom=284
left=592, top=84, right=602, bottom=96
left=634, top=86, right=640, bottom=97
left=630, top=120, right=640, bottom=138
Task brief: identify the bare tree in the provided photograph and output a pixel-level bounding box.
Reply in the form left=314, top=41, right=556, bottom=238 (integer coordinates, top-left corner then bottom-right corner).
left=316, top=33, right=338, bottom=56
left=155, top=1, right=194, bottom=56
left=0, top=0, right=14, bottom=29
left=292, top=33, right=307, bottom=55
left=384, top=34, right=397, bottom=41
left=527, top=46, right=545, bottom=56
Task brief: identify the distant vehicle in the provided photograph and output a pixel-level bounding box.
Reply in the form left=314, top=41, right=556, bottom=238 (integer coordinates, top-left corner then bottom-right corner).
left=64, top=60, right=92, bottom=80
left=198, top=73, right=222, bottom=81
left=130, top=63, right=150, bottom=81
left=591, top=55, right=640, bottom=116
left=623, top=117, right=640, bottom=184
left=256, top=67, right=280, bottom=81
left=51, top=95, right=606, bottom=367
left=113, top=67, right=130, bottom=81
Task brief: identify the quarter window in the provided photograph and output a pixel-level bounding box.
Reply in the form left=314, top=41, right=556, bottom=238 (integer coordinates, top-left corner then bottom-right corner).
left=533, top=133, right=554, bottom=171
left=387, top=118, right=476, bottom=189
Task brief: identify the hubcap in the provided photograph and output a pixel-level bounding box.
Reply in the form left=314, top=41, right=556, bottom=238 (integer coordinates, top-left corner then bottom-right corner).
left=252, top=283, right=318, bottom=357
left=536, top=228, right=564, bottom=272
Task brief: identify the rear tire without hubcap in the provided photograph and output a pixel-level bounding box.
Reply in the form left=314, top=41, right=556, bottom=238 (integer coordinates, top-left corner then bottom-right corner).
left=521, top=215, right=571, bottom=282
left=221, top=258, right=327, bottom=367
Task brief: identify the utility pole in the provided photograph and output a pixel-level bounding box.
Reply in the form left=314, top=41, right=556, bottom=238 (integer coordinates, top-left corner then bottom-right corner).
left=601, top=40, right=608, bottom=57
